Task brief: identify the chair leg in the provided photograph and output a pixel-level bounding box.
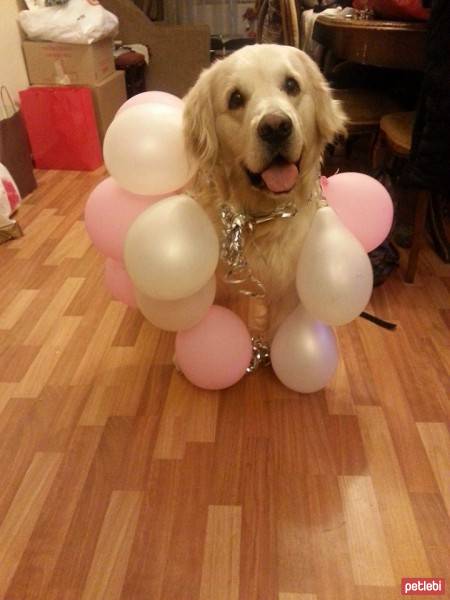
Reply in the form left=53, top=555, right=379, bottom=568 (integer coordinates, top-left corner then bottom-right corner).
left=371, top=130, right=383, bottom=171
left=405, top=190, right=429, bottom=283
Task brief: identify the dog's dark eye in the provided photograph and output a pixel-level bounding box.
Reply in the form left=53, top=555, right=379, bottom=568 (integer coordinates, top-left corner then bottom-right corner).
left=283, top=77, right=300, bottom=96
left=228, top=89, right=245, bottom=110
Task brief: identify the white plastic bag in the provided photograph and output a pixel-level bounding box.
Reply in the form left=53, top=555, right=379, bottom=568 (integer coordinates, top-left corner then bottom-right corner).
left=25, top=0, right=70, bottom=7
left=24, top=0, right=47, bottom=9
left=19, top=0, right=119, bottom=45
left=0, top=163, right=21, bottom=221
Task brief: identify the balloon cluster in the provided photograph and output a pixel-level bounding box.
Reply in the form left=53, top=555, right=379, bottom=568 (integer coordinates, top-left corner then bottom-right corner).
left=85, top=91, right=393, bottom=393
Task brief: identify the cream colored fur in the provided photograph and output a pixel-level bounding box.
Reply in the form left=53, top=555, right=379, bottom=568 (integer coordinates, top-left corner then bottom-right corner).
left=183, top=44, right=346, bottom=339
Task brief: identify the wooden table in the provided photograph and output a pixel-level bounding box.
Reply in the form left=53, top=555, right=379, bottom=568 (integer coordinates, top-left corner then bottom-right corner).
left=313, top=14, right=427, bottom=70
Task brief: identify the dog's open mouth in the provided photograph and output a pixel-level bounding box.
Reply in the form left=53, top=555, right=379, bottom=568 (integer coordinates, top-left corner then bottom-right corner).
left=245, top=155, right=300, bottom=194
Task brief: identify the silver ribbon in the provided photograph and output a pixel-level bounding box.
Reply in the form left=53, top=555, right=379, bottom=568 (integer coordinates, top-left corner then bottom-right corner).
left=247, top=336, right=271, bottom=373
left=219, top=201, right=298, bottom=299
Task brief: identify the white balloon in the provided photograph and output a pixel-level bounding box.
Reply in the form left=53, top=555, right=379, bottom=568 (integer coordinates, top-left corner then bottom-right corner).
left=137, top=276, right=216, bottom=331
left=296, top=206, right=373, bottom=326
left=124, top=194, right=219, bottom=300
left=271, top=305, right=339, bottom=393
left=103, top=103, right=196, bottom=195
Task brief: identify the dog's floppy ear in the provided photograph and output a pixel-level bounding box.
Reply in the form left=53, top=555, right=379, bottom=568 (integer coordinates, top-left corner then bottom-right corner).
left=183, top=68, right=218, bottom=171
left=296, top=49, right=347, bottom=144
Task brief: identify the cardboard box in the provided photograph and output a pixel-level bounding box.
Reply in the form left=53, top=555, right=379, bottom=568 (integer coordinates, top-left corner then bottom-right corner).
left=91, top=71, right=127, bottom=142
left=22, top=38, right=115, bottom=86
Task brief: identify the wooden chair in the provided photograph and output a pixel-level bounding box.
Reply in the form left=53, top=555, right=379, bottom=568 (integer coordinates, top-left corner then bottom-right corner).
left=335, top=89, right=401, bottom=136
left=333, top=88, right=402, bottom=156
left=256, top=0, right=299, bottom=47
left=375, top=111, right=429, bottom=283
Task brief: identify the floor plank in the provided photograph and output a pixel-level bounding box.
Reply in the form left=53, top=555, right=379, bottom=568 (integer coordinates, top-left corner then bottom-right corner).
left=0, top=452, right=62, bottom=598
left=81, top=490, right=143, bottom=600
left=199, top=505, right=241, bottom=600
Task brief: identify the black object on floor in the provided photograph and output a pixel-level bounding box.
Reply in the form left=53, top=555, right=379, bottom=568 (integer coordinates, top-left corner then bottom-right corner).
left=369, top=241, right=400, bottom=287
left=360, top=312, right=397, bottom=331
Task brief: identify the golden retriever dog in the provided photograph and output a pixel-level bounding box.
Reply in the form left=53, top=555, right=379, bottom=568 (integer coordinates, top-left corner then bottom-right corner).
left=183, top=44, right=346, bottom=340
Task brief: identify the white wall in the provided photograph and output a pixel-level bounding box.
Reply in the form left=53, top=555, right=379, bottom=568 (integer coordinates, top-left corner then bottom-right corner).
left=0, top=0, right=29, bottom=103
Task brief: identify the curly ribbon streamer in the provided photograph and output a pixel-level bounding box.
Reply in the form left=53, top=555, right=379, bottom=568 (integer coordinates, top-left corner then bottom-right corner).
left=247, top=336, right=272, bottom=373
left=219, top=201, right=298, bottom=298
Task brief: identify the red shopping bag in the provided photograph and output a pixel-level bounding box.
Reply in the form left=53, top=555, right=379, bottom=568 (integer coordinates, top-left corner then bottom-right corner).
left=19, top=86, right=102, bottom=171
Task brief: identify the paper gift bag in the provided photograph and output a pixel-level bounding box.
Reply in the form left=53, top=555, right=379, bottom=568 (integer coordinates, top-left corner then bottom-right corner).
left=19, top=86, right=103, bottom=171
left=0, top=86, right=37, bottom=198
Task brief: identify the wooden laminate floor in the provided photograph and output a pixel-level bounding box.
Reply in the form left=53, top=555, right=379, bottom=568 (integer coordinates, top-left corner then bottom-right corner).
left=0, top=167, right=449, bottom=600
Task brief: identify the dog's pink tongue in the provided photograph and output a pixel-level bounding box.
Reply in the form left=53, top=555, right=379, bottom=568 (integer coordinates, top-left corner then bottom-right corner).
left=261, top=162, right=298, bottom=193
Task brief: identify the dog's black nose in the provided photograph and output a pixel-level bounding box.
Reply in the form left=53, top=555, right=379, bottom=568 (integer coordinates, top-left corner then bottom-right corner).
left=257, top=113, right=293, bottom=146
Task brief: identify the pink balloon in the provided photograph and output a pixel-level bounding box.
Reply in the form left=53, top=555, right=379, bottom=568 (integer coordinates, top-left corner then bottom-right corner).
left=321, top=173, right=393, bottom=252
left=104, top=258, right=137, bottom=307
left=117, top=91, right=184, bottom=115
left=175, top=305, right=252, bottom=390
left=85, top=177, right=164, bottom=262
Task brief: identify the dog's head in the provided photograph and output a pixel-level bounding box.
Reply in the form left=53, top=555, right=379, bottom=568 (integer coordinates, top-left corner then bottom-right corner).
left=184, top=44, right=346, bottom=207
